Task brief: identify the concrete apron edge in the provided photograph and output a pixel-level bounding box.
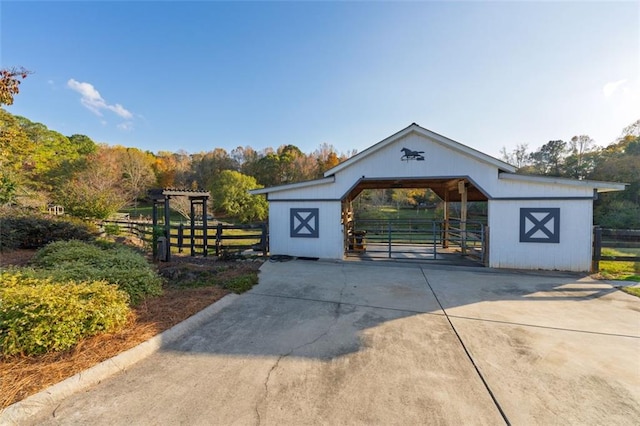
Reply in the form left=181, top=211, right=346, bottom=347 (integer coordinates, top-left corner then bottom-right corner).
left=0, top=293, right=240, bottom=425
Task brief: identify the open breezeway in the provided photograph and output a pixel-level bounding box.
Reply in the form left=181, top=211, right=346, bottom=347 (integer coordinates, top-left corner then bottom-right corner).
left=252, top=124, right=626, bottom=271
left=20, top=260, right=640, bottom=425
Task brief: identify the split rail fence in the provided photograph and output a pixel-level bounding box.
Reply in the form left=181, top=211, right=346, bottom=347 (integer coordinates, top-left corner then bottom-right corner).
left=592, top=227, right=640, bottom=272
left=100, top=219, right=268, bottom=259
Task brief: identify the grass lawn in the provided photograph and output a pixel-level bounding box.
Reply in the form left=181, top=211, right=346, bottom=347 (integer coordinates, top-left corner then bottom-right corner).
left=621, top=287, right=640, bottom=298
left=598, top=248, right=640, bottom=282
left=356, top=206, right=438, bottom=221
left=120, top=206, right=186, bottom=222
left=355, top=205, right=487, bottom=223
left=597, top=248, right=640, bottom=298
left=167, top=226, right=263, bottom=255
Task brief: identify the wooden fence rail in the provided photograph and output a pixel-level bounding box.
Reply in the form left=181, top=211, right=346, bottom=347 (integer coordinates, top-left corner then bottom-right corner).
left=100, top=220, right=268, bottom=259
left=592, top=227, right=640, bottom=272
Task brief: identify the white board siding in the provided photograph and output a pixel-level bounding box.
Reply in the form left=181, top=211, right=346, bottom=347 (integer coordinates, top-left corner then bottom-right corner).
left=494, top=179, right=594, bottom=199
left=268, top=133, right=500, bottom=200
left=255, top=125, right=623, bottom=270
left=335, top=133, right=499, bottom=195
left=488, top=199, right=593, bottom=271
left=267, top=201, right=343, bottom=259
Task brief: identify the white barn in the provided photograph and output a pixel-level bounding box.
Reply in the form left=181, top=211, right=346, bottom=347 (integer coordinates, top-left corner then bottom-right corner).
left=251, top=124, right=625, bottom=272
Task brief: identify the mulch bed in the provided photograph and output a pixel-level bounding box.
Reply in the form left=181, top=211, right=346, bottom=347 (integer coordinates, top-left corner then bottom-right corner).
left=0, top=250, right=262, bottom=409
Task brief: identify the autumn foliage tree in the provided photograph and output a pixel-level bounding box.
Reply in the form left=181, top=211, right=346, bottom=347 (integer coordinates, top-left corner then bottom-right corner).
left=0, top=67, right=31, bottom=106
left=0, top=109, right=35, bottom=177
left=114, top=146, right=156, bottom=208
left=55, top=147, right=128, bottom=219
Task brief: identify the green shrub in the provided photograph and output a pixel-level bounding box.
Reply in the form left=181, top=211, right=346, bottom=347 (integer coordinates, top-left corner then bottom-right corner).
left=223, top=273, right=259, bottom=294
left=0, top=208, right=95, bottom=251
left=104, top=223, right=121, bottom=236
left=32, top=241, right=163, bottom=304
left=0, top=271, right=130, bottom=356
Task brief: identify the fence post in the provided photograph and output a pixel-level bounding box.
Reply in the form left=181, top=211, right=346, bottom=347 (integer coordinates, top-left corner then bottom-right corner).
left=388, top=220, right=392, bottom=259
left=215, top=223, right=222, bottom=257
left=152, top=202, right=159, bottom=260
left=432, top=221, right=437, bottom=259
left=203, top=215, right=208, bottom=258
left=177, top=223, right=184, bottom=253
left=190, top=203, right=196, bottom=257
left=592, top=227, right=602, bottom=273
left=260, top=223, right=268, bottom=254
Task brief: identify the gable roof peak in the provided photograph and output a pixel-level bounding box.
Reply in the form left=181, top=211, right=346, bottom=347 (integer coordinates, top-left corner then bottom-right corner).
left=323, top=123, right=516, bottom=177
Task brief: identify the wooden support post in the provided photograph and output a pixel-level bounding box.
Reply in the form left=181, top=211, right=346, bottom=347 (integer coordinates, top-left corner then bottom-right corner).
left=152, top=201, right=159, bottom=259
left=202, top=198, right=208, bottom=257
left=459, top=180, right=467, bottom=255
left=164, top=196, right=171, bottom=261
left=443, top=191, right=449, bottom=249
left=190, top=200, right=196, bottom=257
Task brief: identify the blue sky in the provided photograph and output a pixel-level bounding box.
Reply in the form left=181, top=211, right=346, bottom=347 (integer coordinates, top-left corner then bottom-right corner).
left=1, top=1, right=638, bottom=158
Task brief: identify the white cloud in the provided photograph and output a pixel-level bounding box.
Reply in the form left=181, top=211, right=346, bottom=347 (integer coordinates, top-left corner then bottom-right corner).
left=67, top=79, right=134, bottom=125
left=109, top=103, right=133, bottom=119
left=117, top=121, right=133, bottom=131
left=603, top=79, right=628, bottom=98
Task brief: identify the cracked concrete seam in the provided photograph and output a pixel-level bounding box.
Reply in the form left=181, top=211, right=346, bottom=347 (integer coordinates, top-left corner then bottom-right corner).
left=255, top=266, right=349, bottom=425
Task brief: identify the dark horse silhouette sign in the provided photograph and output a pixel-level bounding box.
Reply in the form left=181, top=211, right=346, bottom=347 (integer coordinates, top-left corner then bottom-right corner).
left=401, top=147, right=425, bottom=161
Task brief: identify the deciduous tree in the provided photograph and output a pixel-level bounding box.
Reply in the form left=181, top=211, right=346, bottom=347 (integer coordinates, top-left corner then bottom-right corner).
left=500, top=143, right=529, bottom=169
left=210, top=170, right=267, bottom=223
left=565, top=135, right=596, bottom=179
left=115, top=147, right=156, bottom=207
left=529, top=140, right=567, bottom=176
left=56, top=147, right=127, bottom=219
left=189, top=148, right=238, bottom=189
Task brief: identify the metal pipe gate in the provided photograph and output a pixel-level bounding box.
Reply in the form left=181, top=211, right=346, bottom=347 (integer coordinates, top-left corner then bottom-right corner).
left=345, top=219, right=486, bottom=264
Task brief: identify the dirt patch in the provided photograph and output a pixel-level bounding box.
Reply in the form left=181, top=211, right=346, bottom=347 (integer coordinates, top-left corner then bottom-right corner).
left=0, top=249, right=36, bottom=267
left=0, top=251, right=263, bottom=409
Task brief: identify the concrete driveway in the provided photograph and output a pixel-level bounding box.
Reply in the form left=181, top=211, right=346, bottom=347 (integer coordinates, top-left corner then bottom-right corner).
left=22, top=260, right=640, bottom=425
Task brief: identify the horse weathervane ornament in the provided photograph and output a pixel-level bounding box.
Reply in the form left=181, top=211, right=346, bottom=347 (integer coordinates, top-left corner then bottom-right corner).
left=401, top=147, right=425, bottom=161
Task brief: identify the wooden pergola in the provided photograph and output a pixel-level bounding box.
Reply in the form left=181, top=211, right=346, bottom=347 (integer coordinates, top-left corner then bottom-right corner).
left=147, top=188, right=211, bottom=261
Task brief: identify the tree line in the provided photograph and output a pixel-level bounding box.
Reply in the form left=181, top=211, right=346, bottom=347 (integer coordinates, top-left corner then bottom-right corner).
left=0, top=108, right=354, bottom=221
left=500, top=120, right=640, bottom=228
left=1, top=62, right=637, bottom=228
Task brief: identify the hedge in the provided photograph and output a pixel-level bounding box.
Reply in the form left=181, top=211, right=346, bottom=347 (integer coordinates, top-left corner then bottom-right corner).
left=31, top=241, right=163, bottom=305
left=0, top=271, right=130, bottom=356
left=0, top=208, right=95, bottom=251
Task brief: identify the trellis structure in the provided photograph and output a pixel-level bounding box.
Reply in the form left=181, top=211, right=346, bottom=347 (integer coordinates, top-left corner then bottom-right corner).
left=148, top=188, right=211, bottom=261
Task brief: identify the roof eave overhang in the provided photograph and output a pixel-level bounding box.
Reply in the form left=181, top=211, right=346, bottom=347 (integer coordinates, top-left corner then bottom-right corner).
left=499, top=173, right=627, bottom=192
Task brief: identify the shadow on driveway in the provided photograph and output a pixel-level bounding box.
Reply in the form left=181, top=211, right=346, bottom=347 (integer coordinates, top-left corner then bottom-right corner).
left=27, top=259, right=640, bottom=426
